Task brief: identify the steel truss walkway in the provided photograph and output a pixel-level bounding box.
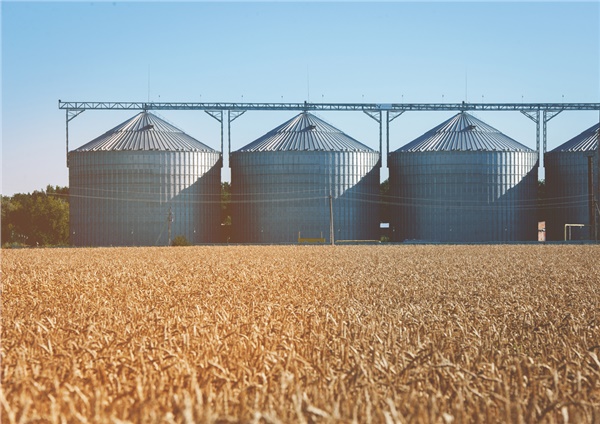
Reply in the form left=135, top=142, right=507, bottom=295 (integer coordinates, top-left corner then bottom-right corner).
left=59, top=100, right=600, bottom=168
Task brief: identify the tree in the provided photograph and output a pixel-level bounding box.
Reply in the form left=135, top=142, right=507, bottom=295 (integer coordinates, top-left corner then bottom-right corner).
left=1, top=195, right=23, bottom=245
left=1, top=186, right=70, bottom=247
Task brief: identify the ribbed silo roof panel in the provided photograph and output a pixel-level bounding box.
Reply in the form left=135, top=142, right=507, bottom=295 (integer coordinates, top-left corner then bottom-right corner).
left=396, top=112, right=534, bottom=152
left=549, top=123, right=599, bottom=152
left=73, top=112, right=216, bottom=152
left=237, top=112, right=375, bottom=152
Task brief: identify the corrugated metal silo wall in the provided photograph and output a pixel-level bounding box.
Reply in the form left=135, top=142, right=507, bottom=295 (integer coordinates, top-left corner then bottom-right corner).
left=69, top=150, right=221, bottom=246
left=388, top=151, right=538, bottom=242
left=544, top=151, right=598, bottom=241
left=230, top=151, right=380, bottom=243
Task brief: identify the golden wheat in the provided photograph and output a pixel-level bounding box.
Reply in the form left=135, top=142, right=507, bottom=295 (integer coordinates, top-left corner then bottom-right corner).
left=2, top=245, right=600, bottom=423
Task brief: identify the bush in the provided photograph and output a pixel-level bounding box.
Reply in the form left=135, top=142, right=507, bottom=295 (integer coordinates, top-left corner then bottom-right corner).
left=171, top=235, right=191, bottom=246
left=2, top=242, right=29, bottom=249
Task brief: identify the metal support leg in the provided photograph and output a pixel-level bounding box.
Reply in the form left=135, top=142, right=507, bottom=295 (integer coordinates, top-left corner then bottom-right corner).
left=363, top=110, right=382, bottom=167
left=205, top=110, right=224, bottom=166
left=386, top=111, right=405, bottom=162
left=228, top=110, right=246, bottom=161
left=386, top=112, right=390, bottom=168
left=542, top=109, right=562, bottom=155
left=379, top=111, right=382, bottom=166
left=521, top=110, right=540, bottom=166
left=66, top=111, right=69, bottom=167
left=66, top=109, right=84, bottom=167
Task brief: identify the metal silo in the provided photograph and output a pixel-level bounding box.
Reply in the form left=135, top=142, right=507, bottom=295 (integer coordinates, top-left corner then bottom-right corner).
left=389, top=112, right=538, bottom=243
left=230, top=112, right=380, bottom=243
left=544, top=123, right=599, bottom=241
left=69, top=111, right=221, bottom=246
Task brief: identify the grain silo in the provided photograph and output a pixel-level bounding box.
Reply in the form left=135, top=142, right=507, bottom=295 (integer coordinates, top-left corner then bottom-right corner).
left=230, top=112, right=380, bottom=243
left=388, top=112, right=538, bottom=242
left=69, top=111, right=221, bottom=246
left=544, top=123, right=599, bottom=241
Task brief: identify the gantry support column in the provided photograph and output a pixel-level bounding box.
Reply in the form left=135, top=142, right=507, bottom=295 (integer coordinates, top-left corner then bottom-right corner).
left=228, top=110, right=246, bottom=160
left=543, top=109, right=563, bottom=155
left=206, top=110, right=246, bottom=168
left=521, top=109, right=563, bottom=169
left=386, top=111, right=405, bottom=160
left=364, top=110, right=383, bottom=167
left=65, top=109, right=85, bottom=167
left=205, top=110, right=224, bottom=167
left=521, top=110, right=540, bottom=164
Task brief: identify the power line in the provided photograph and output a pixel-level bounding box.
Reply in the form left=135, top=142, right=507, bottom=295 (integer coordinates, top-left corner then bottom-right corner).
left=58, top=188, right=591, bottom=212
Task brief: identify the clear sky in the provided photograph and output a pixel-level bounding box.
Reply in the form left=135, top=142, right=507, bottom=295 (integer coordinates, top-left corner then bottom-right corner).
left=2, top=1, right=599, bottom=196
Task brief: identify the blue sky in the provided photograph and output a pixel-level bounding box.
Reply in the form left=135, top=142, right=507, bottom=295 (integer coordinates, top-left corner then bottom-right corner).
left=2, top=1, right=599, bottom=195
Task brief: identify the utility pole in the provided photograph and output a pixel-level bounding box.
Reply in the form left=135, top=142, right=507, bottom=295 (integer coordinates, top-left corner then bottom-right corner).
left=329, top=192, right=334, bottom=245
left=597, top=119, right=600, bottom=243
left=595, top=197, right=600, bottom=243
left=588, top=156, right=595, bottom=240
left=168, top=207, right=173, bottom=246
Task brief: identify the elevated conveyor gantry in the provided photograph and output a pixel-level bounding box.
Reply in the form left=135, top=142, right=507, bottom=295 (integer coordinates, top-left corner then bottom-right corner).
left=59, top=100, right=600, bottom=169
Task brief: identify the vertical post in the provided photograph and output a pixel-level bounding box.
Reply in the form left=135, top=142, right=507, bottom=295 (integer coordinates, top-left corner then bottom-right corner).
left=588, top=156, right=595, bottom=240
left=542, top=110, right=548, bottom=156
left=168, top=207, right=173, bottom=246
left=227, top=110, right=231, bottom=163
left=542, top=110, right=562, bottom=169
left=65, top=109, right=84, bottom=167
left=329, top=193, right=334, bottom=245
left=386, top=111, right=404, bottom=169
left=205, top=110, right=225, bottom=167
left=379, top=110, right=383, bottom=167
left=386, top=111, right=390, bottom=165
left=363, top=110, right=383, bottom=166
left=597, top=115, right=600, bottom=243
left=520, top=110, right=540, bottom=167
left=226, top=110, right=246, bottom=169
left=65, top=110, right=69, bottom=167
left=535, top=110, right=541, bottom=164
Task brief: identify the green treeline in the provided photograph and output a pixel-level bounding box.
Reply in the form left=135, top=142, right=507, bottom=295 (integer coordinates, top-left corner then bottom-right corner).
left=1, top=186, right=70, bottom=247
left=0, top=184, right=235, bottom=247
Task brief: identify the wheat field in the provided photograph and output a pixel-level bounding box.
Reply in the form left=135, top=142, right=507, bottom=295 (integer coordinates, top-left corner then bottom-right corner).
left=2, top=245, right=600, bottom=423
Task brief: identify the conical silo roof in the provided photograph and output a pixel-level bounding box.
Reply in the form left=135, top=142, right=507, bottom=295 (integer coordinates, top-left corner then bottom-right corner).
left=73, top=111, right=216, bottom=152
left=549, top=122, right=599, bottom=152
left=396, top=112, right=533, bottom=152
left=237, top=112, right=375, bottom=152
